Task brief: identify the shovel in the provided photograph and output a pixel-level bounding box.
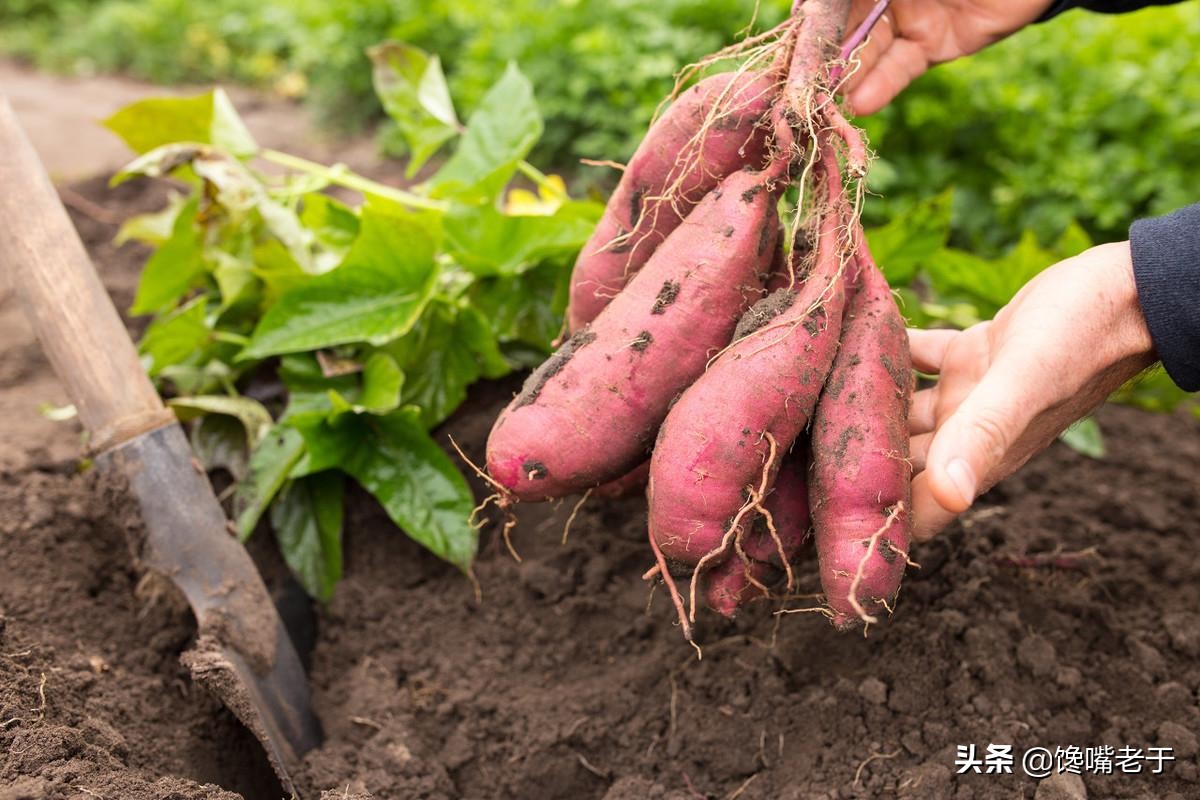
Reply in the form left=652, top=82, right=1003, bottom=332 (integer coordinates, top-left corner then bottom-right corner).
left=0, top=98, right=321, bottom=795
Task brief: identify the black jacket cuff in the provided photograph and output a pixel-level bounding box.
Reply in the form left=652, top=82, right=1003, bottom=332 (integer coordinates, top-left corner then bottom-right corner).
left=1130, top=204, right=1200, bottom=392
left=1039, top=1, right=1186, bottom=22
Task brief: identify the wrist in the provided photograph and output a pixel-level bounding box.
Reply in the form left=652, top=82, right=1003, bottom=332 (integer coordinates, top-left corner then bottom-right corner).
left=1095, top=240, right=1156, bottom=364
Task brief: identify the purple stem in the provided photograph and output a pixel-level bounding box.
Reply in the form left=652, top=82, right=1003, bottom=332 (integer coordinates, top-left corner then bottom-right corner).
left=830, top=0, right=891, bottom=84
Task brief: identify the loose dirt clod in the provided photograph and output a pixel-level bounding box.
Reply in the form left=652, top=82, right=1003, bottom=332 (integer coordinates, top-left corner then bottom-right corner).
left=733, top=289, right=796, bottom=340
left=512, top=330, right=597, bottom=409
left=651, top=280, right=681, bottom=314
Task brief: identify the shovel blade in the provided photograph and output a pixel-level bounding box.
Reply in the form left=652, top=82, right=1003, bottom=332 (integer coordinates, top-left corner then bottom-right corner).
left=100, top=423, right=321, bottom=794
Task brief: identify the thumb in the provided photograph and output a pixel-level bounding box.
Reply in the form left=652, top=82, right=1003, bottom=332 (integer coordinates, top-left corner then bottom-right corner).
left=923, top=358, right=1040, bottom=515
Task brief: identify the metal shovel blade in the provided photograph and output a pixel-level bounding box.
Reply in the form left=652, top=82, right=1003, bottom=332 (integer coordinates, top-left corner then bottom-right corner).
left=100, top=423, right=321, bottom=795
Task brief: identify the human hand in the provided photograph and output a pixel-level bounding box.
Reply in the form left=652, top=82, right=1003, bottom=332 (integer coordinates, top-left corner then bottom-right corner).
left=906, top=242, right=1158, bottom=540
left=842, top=0, right=1055, bottom=114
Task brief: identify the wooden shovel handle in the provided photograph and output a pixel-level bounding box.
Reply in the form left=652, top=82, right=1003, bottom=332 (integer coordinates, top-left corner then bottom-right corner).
left=0, top=98, right=173, bottom=450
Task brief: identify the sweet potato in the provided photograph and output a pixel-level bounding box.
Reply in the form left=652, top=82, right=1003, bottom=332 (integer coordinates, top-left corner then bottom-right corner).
left=703, top=448, right=811, bottom=615
left=592, top=460, right=650, bottom=499
left=703, top=556, right=774, bottom=617
left=809, top=255, right=913, bottom=629
left=741, top=448, right=811, bottom=567
left=488, top=167, right=782, bottom=500
left=647, top=159, right=847, bottom=569
left=566, top=71, right=774, bottom=332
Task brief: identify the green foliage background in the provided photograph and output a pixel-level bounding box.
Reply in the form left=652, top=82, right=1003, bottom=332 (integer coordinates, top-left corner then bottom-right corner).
left=5, top=1, right=1199, bottom=253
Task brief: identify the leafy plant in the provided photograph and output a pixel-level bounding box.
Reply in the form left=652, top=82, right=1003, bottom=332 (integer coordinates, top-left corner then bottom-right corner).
left=860, top=3, right=1200, bottom=255
left=106, top=49, right=600, bottom=599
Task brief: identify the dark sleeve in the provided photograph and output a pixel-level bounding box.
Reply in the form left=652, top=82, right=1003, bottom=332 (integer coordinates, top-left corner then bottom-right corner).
left=1039, top=0, right=1190, bottom=21
left=1130, top=204, right=1200, bottom=391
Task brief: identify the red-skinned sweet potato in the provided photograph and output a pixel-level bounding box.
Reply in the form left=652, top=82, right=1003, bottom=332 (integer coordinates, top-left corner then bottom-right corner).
left=488, top=167, right=783, bottom=500
left=809, top=254, right=913, bottom=629
left=703, top=448, right=811, bottom=615
left=592, top=461, right=650, bottom=499
left=646, top=155, right=848, bottom=568
left=566, top=71, right=774, bottom=332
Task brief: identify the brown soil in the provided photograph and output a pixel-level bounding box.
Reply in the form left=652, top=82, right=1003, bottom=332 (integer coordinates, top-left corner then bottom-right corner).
left=3, top=179, right=1200, bottom=800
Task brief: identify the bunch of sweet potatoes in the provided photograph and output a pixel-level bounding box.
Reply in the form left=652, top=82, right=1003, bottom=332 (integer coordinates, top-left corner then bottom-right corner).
left=485, top=0, right=914, bottom=639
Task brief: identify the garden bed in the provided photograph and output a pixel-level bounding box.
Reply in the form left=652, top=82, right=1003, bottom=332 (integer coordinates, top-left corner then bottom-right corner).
left=2, top=178, right=1199, bottom=800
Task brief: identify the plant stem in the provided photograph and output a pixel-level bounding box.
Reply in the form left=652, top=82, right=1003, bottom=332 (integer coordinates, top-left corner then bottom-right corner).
left=516, top=160, right=566, bottom=198
left=831, top=0, right=890, bottom=83
left=212, top=331, right=251, bottom=346
left=259, top=149, right=449, bottom=212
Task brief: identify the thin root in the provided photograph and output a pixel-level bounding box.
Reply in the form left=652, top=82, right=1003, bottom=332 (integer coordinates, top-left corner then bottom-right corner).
left=579, top=158, right=625, bottom=171
left=501, top=515, right=522, bottom=563
left=561, top=489, right=592, bottom=545
left=688, top=432, right=780, bottom=622
left=845, top=502, right=904, bottom=625
left=757, top=501, right=795, bottom=592
left=449, top=435, right=522, bottom=563
left=853, top=748, right=901, bottom=786
left=649, top=522, right=693, bottom=642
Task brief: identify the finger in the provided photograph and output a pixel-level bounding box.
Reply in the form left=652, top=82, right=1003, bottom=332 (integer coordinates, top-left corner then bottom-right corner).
left=921, top=353, right=1042, bottom=515
left=908, top=387, right=938, bottom=435
left=845, top=37, right=930, bottom=116
left=841, top=7, right=896, bottom=93
left=909, top=432, right=932, bottom=473
left=907, top=327, right=958, bottom=374
left=910, top=471, right=958, bottom=542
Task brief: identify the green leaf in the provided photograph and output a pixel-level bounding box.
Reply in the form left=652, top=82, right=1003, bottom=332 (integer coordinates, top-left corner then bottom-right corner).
left=115, top=191, right=189, bottom=246
left=469, top=260, right=570, bottom=355
left=252, top=239, right=311, bottom=304
left=359, top=352, right=405, bottom=414
left=138, top=295, right=210, bottom=375
left=300, top=192, right=361, bottom=271
left=1052, top=222, right=1093, bottom=260
left=210, top=87, right=259, bottom=158
left=210, top=250, right=261, bottom=312
left=157, top=361, right=236, bottom=397
left=168, top=394, right=274, bottom=448
left=130, top=197, right=205, bottom=315
left=271, top=473, right=344, bottom=601
left=117, top=147, right=316, bottom=273
left=429, top=62, right=542, bottom=202
left=112, top=143, right=205, bottom=186
left=926, top=231, right=1057, bottom=320
left=234, top=423, right=307, bottom=539
left=291, top=407, right=477, bottom=571
left=104, top=88, right=256, bottom=157
left=369, top=41, right=460, bottom=177
left=278, top=352, right=359, bottom=419
left=444, top=199, right=601, bottom=276
left=386, top=301, right=508, bottom=428
left=1059, top=416, right=1106, bottom=459
left=864, top=189, right=953, bottom=286
left=256, top=195, right=316, bottom=273
left=191, top=414, right=251, bottom=480
left=242, top=204, right=440, bottom=358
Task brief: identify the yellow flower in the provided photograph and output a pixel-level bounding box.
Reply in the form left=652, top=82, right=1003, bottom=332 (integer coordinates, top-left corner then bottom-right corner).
left=504, top=174, right=567, bottom=216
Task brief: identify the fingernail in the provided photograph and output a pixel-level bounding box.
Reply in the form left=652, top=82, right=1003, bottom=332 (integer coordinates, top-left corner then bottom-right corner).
left=945, top=458, right=976, bottom=505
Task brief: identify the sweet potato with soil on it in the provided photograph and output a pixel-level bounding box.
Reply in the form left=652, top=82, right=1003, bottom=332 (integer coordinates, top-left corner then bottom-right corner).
left=646, top=172, right=847, bottom=568
left=704, top=449, right=811, bottom=616
left=741, top=447, right=811, bottom=567
left=566, top=71, right=775, bottom=332
left=703, top=556, right=774, bottom=618
left=488, top=167, right=782, bottom=501
left=809, top=257, right=913, bottom=630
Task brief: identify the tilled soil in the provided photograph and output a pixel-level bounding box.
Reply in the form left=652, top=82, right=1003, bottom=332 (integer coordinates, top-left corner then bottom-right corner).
left=3, top=177, right=1200, bottom=800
